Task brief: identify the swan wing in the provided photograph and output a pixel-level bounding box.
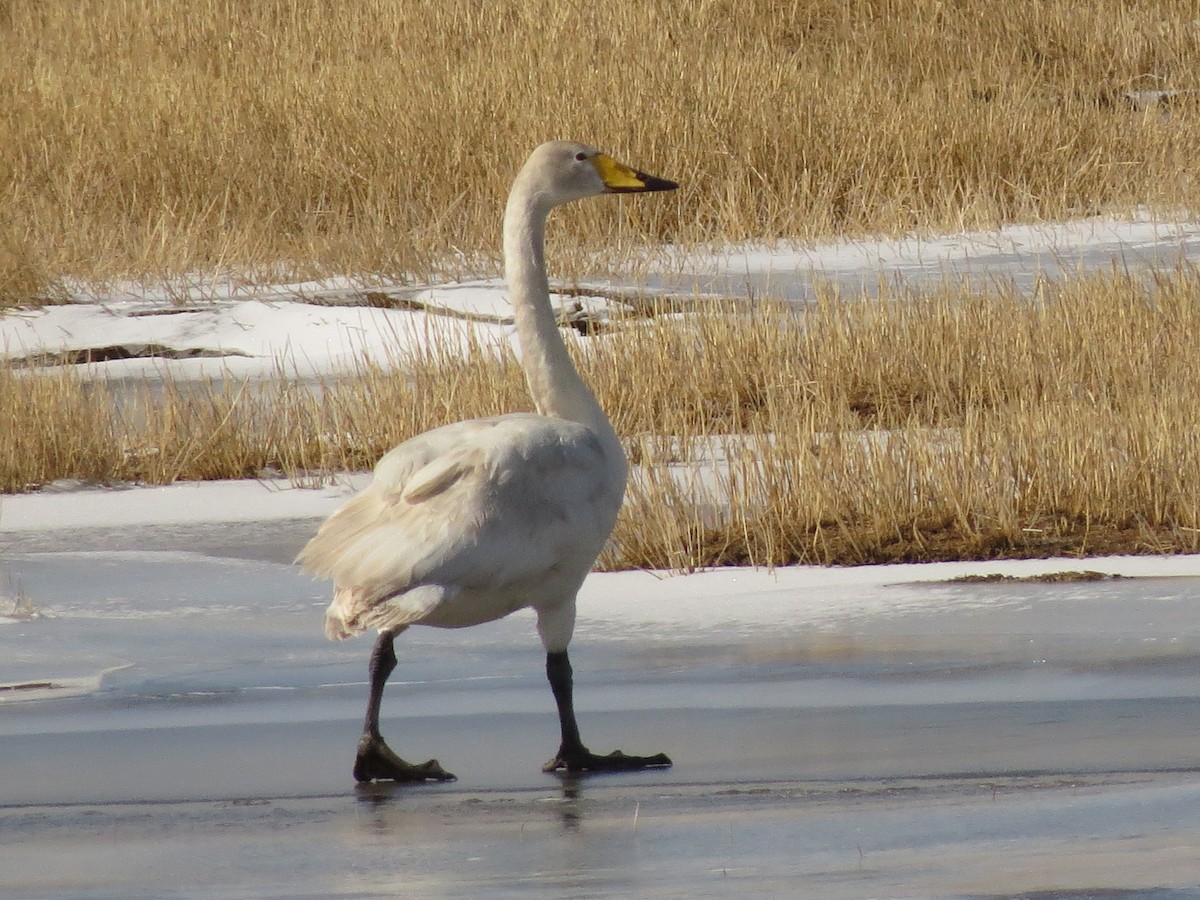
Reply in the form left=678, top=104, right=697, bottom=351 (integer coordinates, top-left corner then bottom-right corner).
left=298, top=414, right=623, bottom=638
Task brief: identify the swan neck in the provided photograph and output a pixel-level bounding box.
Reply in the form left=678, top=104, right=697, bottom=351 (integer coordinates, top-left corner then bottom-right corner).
left=503, top=186, right=614, bottom=444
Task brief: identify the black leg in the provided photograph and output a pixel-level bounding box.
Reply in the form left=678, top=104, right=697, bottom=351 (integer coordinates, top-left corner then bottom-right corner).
left=542, top=649, right=672, bottom=774
left=352, top=630, right=455, bottom=784
left=363, top=629, right=398, bottom=739
left=546, top=650, right=583, bottom=754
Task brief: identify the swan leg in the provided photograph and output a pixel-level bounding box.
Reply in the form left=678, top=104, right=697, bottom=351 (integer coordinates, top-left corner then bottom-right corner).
left=541, top=650, right=672, bottom=774
left=354, top=630, right=455, bottom=783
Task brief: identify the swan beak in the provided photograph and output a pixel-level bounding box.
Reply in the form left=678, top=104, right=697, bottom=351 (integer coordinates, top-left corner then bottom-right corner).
left=592, top=154, right=678, bottom=193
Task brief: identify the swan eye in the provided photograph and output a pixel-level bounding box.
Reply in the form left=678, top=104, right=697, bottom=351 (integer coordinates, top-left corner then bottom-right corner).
left=574, top=151, right=587, bottom=161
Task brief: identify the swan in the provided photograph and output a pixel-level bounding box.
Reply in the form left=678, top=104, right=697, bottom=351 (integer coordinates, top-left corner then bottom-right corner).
left=297, top=141, right=677, bottom=782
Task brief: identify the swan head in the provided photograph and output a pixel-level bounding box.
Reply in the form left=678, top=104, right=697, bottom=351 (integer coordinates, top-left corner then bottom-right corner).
left=518, top=141, right=678, bottom=209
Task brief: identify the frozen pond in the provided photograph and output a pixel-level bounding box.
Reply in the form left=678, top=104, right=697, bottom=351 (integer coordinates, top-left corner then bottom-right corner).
left=4, top=510, right=1200, bottom=898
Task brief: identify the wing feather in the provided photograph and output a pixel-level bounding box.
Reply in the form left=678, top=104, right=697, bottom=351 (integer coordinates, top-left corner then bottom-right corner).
left=298, top=413, right=623, bottom=639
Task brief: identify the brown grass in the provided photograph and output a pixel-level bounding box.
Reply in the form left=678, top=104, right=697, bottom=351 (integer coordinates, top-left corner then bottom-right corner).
left=5, top=266, right=1200, bottom=569
left=947, top=571, right=1121, bottom=584
left=610, top=268, right=1200, bottom=567
left=3, top=1, right=1200, bottom=304
left=0, top=331, right=531, bottom=492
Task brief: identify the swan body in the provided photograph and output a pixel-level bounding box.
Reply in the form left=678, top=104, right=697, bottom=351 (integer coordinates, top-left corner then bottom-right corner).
left=307, top=413, right=619, bottom=641
left=297, top=140, right=676, bottom=781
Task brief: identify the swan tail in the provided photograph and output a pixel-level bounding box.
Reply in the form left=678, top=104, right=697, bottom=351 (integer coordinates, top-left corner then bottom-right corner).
left=324, top=586, right=365, bottom=641
left=323, top=584, right=445, bottom=642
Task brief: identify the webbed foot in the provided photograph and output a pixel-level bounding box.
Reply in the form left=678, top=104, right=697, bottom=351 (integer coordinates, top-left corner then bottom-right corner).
left=543, top=747, right=673, bottom=774
left=353, top=733, right=456, bottom=783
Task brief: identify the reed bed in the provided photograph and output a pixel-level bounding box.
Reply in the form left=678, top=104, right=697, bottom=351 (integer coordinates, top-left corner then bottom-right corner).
left=5, top=267, right=1200, bottom=568
left=4, top=0, right=1200, bottom=304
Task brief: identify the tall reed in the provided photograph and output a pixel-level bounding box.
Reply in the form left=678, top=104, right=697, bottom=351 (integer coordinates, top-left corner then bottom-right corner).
left=3, top=1, right=1198, bottom=304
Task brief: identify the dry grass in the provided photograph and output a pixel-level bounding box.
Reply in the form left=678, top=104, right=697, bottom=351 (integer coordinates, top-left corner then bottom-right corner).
left=0, top=332, right=531, bottom=492
left=3, top=1, right=1200, bottom=304
left=609, top=268, right=1200, bottom=567
left=6, top=266, right=1200, bottom=568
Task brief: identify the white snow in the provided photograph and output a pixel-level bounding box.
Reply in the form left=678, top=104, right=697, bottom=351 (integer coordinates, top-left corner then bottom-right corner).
left=0, top=477, right=362, bottom=533
left=674, top=211, right=1200, bottom=278
left=0, top=280, right=621, bottom=380
left=646, top=210, right=1200, bottom=303
left=0, top=295, right=514, bottom=380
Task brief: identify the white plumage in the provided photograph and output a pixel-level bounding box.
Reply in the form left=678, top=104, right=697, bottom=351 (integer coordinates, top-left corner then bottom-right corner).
left=298, top=140, right=676, bottom=782
left=304, top=414, right=618, bottom=641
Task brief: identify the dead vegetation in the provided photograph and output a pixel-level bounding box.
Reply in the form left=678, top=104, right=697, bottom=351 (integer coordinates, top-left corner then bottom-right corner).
left=3, top=0, right=1200, bottom=304
left=946, top=571, right=1121, bottom=584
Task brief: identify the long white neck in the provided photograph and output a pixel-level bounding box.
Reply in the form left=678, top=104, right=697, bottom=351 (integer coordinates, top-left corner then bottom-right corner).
left=502, top=177, right=622, bottom=460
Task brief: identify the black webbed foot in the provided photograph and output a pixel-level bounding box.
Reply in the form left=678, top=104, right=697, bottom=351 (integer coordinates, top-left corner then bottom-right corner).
left=543, top=747, right=673, bottom=774
left=353, top=733, right=456, bottom=783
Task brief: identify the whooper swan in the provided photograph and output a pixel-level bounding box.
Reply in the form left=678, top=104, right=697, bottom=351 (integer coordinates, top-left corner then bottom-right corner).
left=297, top=141, right=677, bottom=782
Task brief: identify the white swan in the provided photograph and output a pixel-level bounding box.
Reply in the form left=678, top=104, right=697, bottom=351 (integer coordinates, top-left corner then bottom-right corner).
left=297, top=141, right=677, bottom=782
